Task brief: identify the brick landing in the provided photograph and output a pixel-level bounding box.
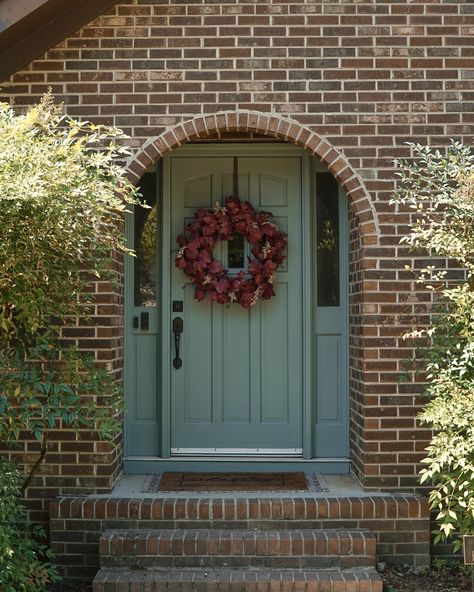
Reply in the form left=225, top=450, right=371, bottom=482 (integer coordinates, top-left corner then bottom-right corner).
left=50, top=493, right=429, bottom=583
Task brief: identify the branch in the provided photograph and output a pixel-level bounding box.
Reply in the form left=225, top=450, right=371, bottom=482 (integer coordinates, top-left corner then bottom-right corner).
left=21, top=434, right=48, bottom=494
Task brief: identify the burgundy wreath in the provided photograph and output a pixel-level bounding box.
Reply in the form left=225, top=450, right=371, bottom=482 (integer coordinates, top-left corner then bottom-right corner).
left=175, top=196, right=288, bottom=309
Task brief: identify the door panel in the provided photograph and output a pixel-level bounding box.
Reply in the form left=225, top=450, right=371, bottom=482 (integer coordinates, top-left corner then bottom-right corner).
left=126, top=171, right=160, bottom=456
left=261, top=283, right=289, bottom=422
left=222, top=306, right=251, bottom=423
left=314, top=174, right=349, bottom=457
left=183, top=293, right=212, bottom=423
left=170, top=156, right=303, bottom=454
left=135, top=335, right=158, bottom=420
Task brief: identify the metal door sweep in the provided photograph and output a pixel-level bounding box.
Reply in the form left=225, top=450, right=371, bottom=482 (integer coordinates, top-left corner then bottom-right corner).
left=171, top=448, right=303, bottom=457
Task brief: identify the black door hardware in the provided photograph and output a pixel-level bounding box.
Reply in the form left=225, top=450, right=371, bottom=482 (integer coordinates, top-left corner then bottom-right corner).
left=172, top=300, right=184, bottom=312
left=172, top=317, right=183, bottom=369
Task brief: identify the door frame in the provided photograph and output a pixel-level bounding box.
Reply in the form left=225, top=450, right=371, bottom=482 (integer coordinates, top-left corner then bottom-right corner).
left=124, top=142, right=349, bottom=472
left=165, top=147, right=308, bottom=457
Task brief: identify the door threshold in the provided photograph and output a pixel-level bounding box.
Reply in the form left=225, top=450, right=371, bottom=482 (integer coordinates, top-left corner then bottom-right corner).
left=126, top=456, right=348, bottom=462
left=170, top=448, right=303, bottom=457
left=123, top=457, right=351, bottom=474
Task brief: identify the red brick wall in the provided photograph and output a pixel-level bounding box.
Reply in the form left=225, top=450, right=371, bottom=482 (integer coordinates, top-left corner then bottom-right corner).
left=0, top=279, right=124, bottom=525
left=348, top=204, right=365, bottom=486
left=2, top=0, right=473, bottom=508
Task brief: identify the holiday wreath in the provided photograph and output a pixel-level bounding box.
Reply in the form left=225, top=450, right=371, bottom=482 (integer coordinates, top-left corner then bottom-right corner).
left=175, top=196, right=287, bottom=309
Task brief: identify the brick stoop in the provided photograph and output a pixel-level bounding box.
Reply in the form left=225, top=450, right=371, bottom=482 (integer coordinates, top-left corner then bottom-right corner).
left=93, top=568, right=382, bottom=592
left=49, top=494, right=430, bottom=583
left=99, top=528, right=376, bottom=569
left=93, top=529, right=382, bottom=591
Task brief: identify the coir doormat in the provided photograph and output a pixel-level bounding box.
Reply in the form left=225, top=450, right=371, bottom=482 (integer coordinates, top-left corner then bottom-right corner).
left=142, top=471, right=327, bottom=493
left=157, top=472, right=308, bottom=492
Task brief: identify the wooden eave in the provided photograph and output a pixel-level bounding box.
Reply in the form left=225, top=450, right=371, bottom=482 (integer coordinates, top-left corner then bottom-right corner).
left=0, top=0, right=119, bottom=82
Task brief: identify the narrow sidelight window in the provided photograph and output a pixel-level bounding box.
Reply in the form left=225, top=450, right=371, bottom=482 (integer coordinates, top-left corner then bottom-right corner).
left=134, top=172, right=157, bottom=307
left=316, top=173, right=340, bottom=307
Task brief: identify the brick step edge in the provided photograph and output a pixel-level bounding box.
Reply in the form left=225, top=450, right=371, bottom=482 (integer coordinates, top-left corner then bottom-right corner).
left=92, top=568, right=383, bottom=592
left=99, top=528, right=376, bottom=558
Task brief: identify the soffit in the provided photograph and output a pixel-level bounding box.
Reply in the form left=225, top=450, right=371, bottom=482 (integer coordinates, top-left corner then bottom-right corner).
left=0, top=0, right=119, bottom=81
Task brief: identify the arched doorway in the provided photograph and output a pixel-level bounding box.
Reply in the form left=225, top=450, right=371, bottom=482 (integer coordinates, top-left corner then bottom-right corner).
left=125, top=142, right=349, bottom=472
left=123, top=112, right=376, bottom=473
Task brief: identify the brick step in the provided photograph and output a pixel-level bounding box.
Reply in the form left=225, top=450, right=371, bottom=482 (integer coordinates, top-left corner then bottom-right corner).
left=99, top=528, right=376, bottom=570
left=50, top=494, right=430, bottom=579
left=93, top=567, right=383, bottom=592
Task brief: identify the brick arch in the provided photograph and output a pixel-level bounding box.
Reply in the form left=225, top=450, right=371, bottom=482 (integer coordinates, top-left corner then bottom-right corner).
left=127, top=110, right=379, bottom=241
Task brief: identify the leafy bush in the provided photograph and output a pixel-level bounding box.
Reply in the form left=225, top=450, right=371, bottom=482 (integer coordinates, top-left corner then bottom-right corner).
left=393, top=142, right=474, bottom=550
left=0, top=93, right=141, bottom=490
left=0, top=92, right=140, bottom=352
left=0, top=94, right=142, bottom=587
left=0, top=339, right=122, bottom=492
left=0, top=458, right=59, bottom=592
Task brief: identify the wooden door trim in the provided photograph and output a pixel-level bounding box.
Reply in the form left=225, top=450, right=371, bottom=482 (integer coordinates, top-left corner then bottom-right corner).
left=124, top=143, right=349, bottom=462
left=160, top=155, right=172, bottom=458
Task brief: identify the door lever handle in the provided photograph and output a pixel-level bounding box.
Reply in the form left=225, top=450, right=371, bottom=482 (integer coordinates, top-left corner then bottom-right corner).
left=172, top=317, right=183, bottom=369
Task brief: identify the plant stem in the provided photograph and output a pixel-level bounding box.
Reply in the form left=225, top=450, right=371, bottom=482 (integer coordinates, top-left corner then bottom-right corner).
left=21, top=434, right=48, bottom=494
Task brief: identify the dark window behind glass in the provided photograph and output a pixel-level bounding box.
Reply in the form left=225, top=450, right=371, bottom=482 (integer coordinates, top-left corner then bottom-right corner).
left=227, top=234, right=245, bottom=269
left=316, top=173, right=340, bottom=307
left=134, top=172, right=157, bottom=307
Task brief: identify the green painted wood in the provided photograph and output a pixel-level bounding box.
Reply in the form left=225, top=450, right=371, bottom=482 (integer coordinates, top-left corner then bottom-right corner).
left=123, top=458, right=351, bottom=474
left=160, top=158, right=172, bottom=458
left=126, top=307, right=160, bottom=456
left=301, top=153, right=313, bottom=459
left=169, top=156, right=304, bottom=453
left=314, top=180, right=349, bottom=458
left=124, top=145, right=349, bottom=468
left=125, top=170, right=161, bottom=457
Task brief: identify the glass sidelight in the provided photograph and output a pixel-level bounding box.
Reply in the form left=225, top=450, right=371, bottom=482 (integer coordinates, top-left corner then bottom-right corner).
left=314, top=170, right=348, bottom=460
left=134, top=172, right=158, bottom=307
left=316, top=173, right=340, bottom=307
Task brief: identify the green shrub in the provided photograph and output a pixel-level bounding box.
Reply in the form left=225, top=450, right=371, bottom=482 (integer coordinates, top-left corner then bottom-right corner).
left=0, top=92, right=140, bottom=353
left=0, top=458, right=59, bottom=592
left=393, top=142, right=474, bottom=550
left=0, top=93, right=143, bottom=585
left=0, top=93, right=142, bottom=490
left=0, top=339, right=122, bottom=492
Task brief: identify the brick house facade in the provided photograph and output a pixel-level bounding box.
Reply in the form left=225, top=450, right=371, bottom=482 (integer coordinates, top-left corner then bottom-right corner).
left=1, top=0, right=473, bottom=580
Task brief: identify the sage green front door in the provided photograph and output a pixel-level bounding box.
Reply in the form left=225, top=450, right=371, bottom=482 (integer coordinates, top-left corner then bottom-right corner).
left=169, top=156, right=303, bottom=455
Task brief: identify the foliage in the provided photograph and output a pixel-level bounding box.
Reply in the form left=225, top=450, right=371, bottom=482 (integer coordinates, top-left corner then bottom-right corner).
left=431, top=557, right=472, bottom=578
left=0, top=92, right=140, bottom=352
left=395, top=142, right=474, bottom=285
left=0, top=338, right=122, bottom=492
left=135, top=205, right=157, bottom=306
left=0, top=458, right=60, bottom=592
left=393, top=141, right=474, bottom=551
left=0, top=93, right=141, bottom=487
left=0, top=92, right=142, bottom=591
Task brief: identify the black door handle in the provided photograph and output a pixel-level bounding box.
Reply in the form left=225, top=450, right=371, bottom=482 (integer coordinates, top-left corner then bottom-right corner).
left=173, top=317, right=183, bottom=369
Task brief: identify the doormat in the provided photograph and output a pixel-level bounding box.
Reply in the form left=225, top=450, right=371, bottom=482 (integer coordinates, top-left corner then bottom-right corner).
left=141, top=472, right=328, bottom=493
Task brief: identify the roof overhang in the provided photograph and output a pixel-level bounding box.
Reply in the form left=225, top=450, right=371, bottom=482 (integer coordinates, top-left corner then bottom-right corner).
left=0, top=0, right=119, bottom=82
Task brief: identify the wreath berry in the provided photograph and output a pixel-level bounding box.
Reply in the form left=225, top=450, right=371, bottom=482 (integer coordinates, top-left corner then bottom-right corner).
left=175, top=196, right=288, bottom=309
